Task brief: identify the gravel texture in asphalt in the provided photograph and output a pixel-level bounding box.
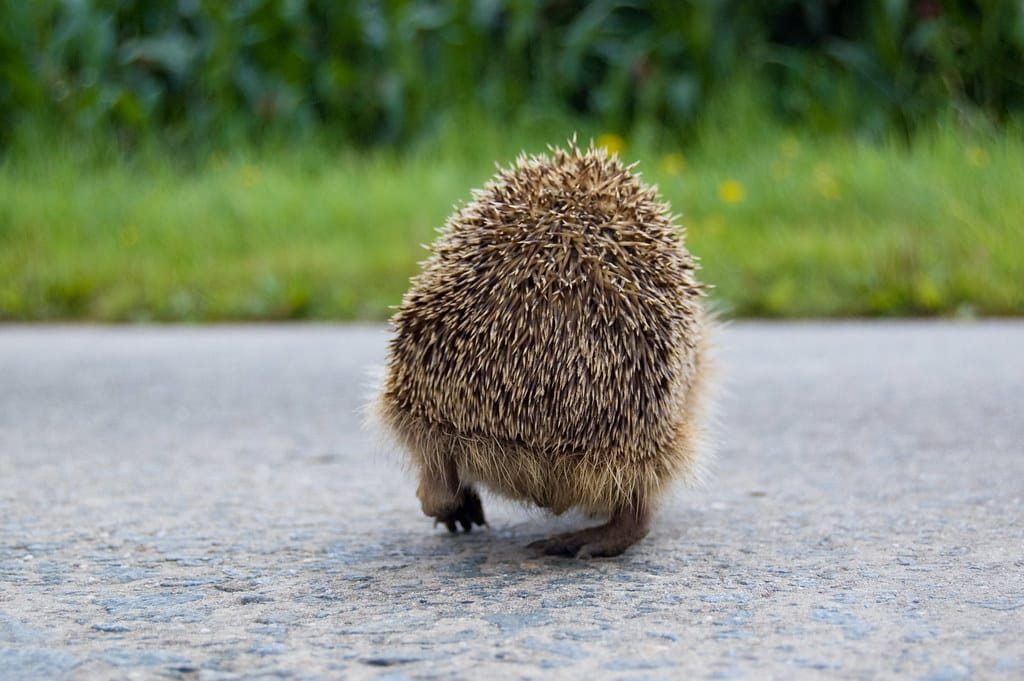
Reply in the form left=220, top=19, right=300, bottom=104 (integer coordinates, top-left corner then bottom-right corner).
left=1, top=322, right=1022, bottom=680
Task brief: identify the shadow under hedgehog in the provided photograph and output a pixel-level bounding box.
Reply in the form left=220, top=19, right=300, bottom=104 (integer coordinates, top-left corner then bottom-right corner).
left=375, top=139, right=715, bottom=558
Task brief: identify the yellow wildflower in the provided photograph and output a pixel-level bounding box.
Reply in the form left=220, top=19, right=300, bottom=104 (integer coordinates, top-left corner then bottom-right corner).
left=780, top=136, right=801, bottom=159
left=813, top=164, right=841, bottom=200
left=121, top=224, right=139, bottom=247
left=658, top=152, right=687, bottom=176
left=702, top=214, right=725, bottom=235
left=239, top=164, right=261, bottom=188
left=967, top=146, right=989, bottom=168
left=718, top=179, right=745, bottom=204
left=596, top=133, right=626, bottom=157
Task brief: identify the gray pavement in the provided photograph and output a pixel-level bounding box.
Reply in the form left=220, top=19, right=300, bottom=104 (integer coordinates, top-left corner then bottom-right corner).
left=0, top=322, right=1022, bottom=680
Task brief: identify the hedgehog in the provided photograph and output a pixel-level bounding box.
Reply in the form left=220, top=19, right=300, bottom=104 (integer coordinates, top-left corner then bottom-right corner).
left=375, top=140, right=713, bottom=558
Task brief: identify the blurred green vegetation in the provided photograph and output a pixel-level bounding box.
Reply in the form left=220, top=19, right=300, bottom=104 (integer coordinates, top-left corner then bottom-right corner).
left=2, top=112, right=1021, bottom=321
left=2, top=1, right=1023, bottom=150
left=1, top=1, right=1022, bottom=321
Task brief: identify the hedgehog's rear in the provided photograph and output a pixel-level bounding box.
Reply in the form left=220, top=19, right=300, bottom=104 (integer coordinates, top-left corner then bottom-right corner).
left=377, top=142, right=712, bottom=556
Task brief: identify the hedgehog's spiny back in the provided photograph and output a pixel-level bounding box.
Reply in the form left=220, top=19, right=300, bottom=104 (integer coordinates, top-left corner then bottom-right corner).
left=384, top=143, right=704, bottom=461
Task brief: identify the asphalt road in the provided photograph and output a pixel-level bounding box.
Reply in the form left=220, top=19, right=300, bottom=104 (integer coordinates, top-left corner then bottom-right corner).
left=1, top=322, right=1022, bottom=680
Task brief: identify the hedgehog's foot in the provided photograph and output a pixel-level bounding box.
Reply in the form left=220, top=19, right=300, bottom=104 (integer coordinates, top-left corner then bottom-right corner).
left=528, top=504, right=650, bottom=558
left=434, top=486, right=487, bottom=533
left=417, top=463, right=487, bottom=533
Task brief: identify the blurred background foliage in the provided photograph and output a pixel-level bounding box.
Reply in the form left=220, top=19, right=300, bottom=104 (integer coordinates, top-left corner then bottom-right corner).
left=3, top=0, right=1023, bottom=151
left=2, top=1, right=1022, bottom=322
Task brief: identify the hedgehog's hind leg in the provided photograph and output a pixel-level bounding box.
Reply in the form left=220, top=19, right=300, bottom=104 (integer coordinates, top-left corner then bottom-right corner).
left=417, top=459, right=487, bottom=533
left=528, top=501, right=650, bottom=558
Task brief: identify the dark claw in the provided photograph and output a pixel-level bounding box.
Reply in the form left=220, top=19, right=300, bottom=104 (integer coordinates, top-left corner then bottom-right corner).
left=436, top=486, right=487, bottom=533
left=528, top=534, right=585, bottom=557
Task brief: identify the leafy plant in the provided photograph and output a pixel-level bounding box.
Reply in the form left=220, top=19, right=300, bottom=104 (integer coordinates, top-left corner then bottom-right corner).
left=1, top=1, right=1021, bottom=150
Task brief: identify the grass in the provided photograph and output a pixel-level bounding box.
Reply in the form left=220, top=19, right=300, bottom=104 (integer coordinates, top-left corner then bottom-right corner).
left=1, top=114, right=1022, bottom=321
